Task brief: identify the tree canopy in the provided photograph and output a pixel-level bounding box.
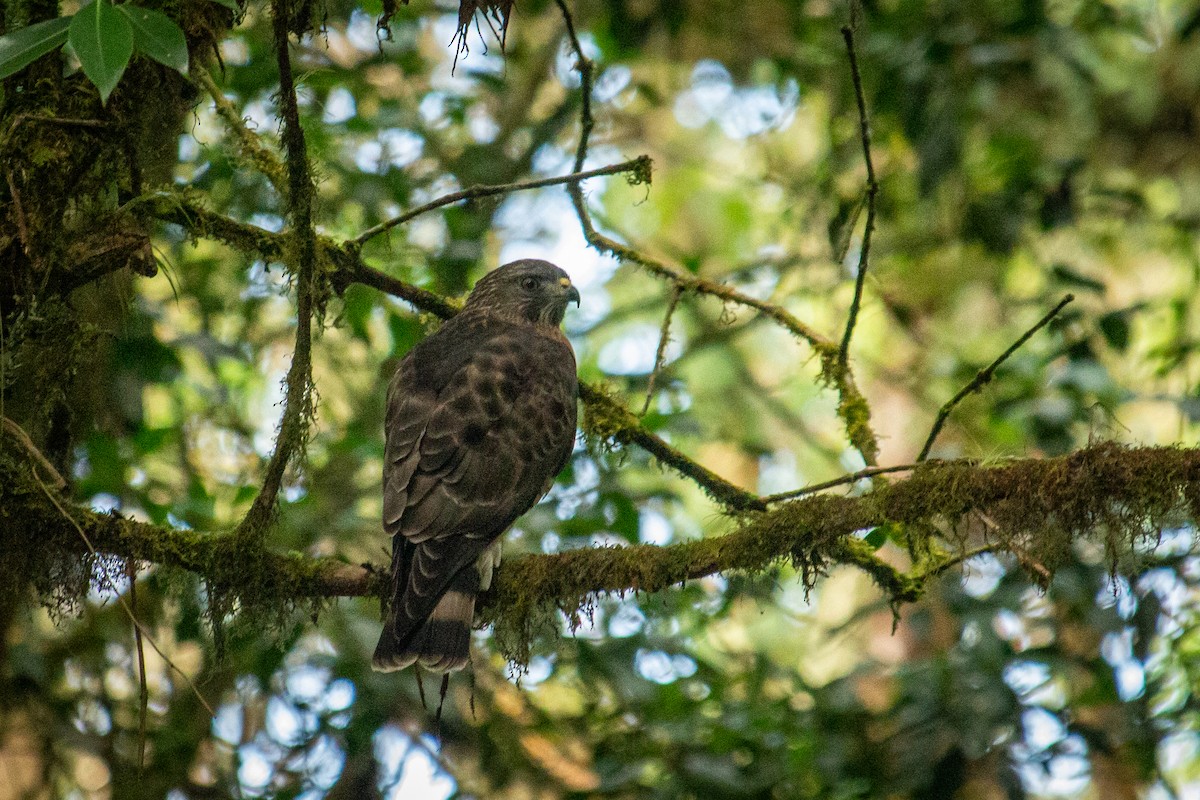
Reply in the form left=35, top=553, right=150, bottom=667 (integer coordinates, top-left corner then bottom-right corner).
left=3, top=0, right=1200, bottom=797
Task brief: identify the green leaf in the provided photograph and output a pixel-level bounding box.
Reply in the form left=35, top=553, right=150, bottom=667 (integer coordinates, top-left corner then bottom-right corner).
left=0, top=17, right=71, bottom=80
left=208, top=0, right=241, bottom=9
left=864, top=527, right=887, bottom=550
left=119, top=6, right=187, bottom=74
left=69, top=0, right=133, bottom=103
left=1098, top=310, right=1132, bottom=352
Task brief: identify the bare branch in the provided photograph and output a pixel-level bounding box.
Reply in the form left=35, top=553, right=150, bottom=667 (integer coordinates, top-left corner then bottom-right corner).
left=836, top=25, right=879, bottom=372
left=352, top=158, right=650, bottom=246
left=640, top=284, right=683, bottom=416
left=918, top=294, right=1074, bottom=461
left=3, top=416, right=66, bottom=490
left=764, top=462, right=928, bottom=504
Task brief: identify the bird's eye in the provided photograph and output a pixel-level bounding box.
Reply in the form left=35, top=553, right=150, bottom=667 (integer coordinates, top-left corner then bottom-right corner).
left=520, top=276, right=539, bottom=291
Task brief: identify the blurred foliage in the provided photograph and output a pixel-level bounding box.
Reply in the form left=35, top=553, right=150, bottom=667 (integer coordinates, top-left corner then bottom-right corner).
left=4, top=0, right=1200, bottom=798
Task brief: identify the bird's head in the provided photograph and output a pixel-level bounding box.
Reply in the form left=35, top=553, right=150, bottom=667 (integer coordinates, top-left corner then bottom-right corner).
left=465, top=259, right=581, bottom=327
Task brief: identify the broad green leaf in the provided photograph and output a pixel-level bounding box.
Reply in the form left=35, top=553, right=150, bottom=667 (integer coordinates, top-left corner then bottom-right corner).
left=208, top=0, right=241, bottom=10
left=119, top=6, right=187, bottom=74
left=0, top=17, right=71, bottom=80
left=69, top=0, right=133, bottom=103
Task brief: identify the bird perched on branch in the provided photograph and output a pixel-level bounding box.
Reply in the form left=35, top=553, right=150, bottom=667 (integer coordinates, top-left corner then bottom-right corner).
left=373, top=259, right=580, bottom=673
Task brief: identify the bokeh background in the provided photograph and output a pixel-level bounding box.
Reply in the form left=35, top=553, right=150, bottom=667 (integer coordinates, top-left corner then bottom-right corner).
left=5, top=0, right=1200, bottom=797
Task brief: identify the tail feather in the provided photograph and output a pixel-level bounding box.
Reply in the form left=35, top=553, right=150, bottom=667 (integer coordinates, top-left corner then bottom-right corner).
left=373, top=591, right=475, bottom=672
left=372, top=539, right=502, bottom=673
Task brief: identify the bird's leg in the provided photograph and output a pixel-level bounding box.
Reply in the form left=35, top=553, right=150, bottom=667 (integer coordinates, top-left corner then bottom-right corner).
left=435, top=673, right=450, bottom=726
left=415, top=668, right=427, bottom=710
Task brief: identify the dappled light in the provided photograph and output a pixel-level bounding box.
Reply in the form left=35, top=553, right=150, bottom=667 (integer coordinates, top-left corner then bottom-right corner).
left=3, top=0, right=1200, bottom=797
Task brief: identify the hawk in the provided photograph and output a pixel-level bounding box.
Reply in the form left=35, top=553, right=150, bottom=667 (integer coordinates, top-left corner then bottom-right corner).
left=372, top=259, right=580, bottom=672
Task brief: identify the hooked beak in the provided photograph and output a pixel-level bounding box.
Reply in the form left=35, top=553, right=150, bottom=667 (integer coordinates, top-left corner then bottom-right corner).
left=560, top=277, right=581, bottom=307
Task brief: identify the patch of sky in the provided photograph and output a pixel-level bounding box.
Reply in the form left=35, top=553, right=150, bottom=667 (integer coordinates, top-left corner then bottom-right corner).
left=219, top=36, right=249, bottom=66
left=639, top=506, right=673, bottom=546
left=609, top=602, right=646, bottom=637
left=1020, top=706, right=1067, bottom=753
left=265, top=695, right=310, bottom=747
left=248, top=214, right=285, bottom=233
left=635, top=649, right=698, bottom=685
left=757, top=449, right=800, bottom=496
left=322, top=88, right=357, bottom=124
left=242, top=96, right=278, bottom=133
left=346, top=9, right=380, bottom=51
left=213, top=702, right=243, bottom=745
left=353, top=129, right=424, bottom=174
left=673, top=60, right=800, bottom=138
left=1096, top=574, right=1137, bottom=620
left=237, top=744, right=274, bottom=795
left=374, top=727, right=454, bottom=800
left=564, top=606, right=605, bottom=640
left=178, top=134, right=200, bottom=162
left=284, top=664, right=330, bottom=704
left=553, top=32, right=600, bottom=89
left=961, top=552, right=1005, bottom=599
left=522, top=655, right=555, bottom=687
left=594, top=65, right=632, bottom=104
left=1003, top=659, right=1051, bottom=698
left=419, top=93, right=450, bottom=129
left=468, top=106, right=500, bottom=143
left=598, top=323, right=681, bottom=375
left=428, top=14, right=505, bottom=94
left=728, top=264, right=780, bottom=301
left=325, top=678, right=355, bottom=713
left=90, top=493, right=120, bottom=513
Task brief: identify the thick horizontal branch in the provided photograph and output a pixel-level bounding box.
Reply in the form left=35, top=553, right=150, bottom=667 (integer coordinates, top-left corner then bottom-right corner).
left=9, top=443, right=1197, bottom=638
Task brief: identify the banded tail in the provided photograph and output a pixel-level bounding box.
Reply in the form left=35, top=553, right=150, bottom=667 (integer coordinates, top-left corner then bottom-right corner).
left=372, top=540, right=502, bottom=672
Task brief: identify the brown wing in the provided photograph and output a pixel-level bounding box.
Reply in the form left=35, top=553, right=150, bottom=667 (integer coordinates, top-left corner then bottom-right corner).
left=380, top=312, right=577, bottom=650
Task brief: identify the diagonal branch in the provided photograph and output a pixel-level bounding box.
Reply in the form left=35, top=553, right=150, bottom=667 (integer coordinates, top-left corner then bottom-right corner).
left=195, top=68, right=289, bottom=198
left=138, top=197, right=768, bottom=511
left=917, top=294, right=1074, bottom=461
left=836, top=25, right=878, bottom=372
left=351, top=157, right=651, bottom=246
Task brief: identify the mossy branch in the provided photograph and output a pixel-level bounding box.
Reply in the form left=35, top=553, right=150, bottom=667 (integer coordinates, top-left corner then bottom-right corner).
left=236, top=1, right=319, bottom=542
left=553, top=0, right=880, bottom=467
left=8, top=443, right=1198, bottom=659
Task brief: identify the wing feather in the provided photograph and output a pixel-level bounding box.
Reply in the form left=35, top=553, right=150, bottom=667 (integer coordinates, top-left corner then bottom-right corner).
left=380, top=314, right=577, bottom=650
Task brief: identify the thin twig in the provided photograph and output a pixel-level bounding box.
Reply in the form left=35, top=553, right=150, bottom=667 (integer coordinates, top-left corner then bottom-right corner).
left=640, top=284, right=683, bottom=416
left=33, top=471, right=215, bottom=716
left=128, top=559, right=149, bottom=773
left=916, top=543, right=999, bottom=579
left=10, top=113, right=106, bottom=129
left=556, top=0, right=592, bottom=174
left=2, top=416, right=66, bottom=489
left=6, top=171, right=30, bottom=256
left=763, top=462, right=924, bottom=503
left=836, top=25, right=878, bottom=371
left=917, top=294, right=1074, bottom=461
left=351, top=158, right=648, bottom=246
left=238, top=0, right=318, bottom=540
left=579, top=383, right=765, bottom=510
